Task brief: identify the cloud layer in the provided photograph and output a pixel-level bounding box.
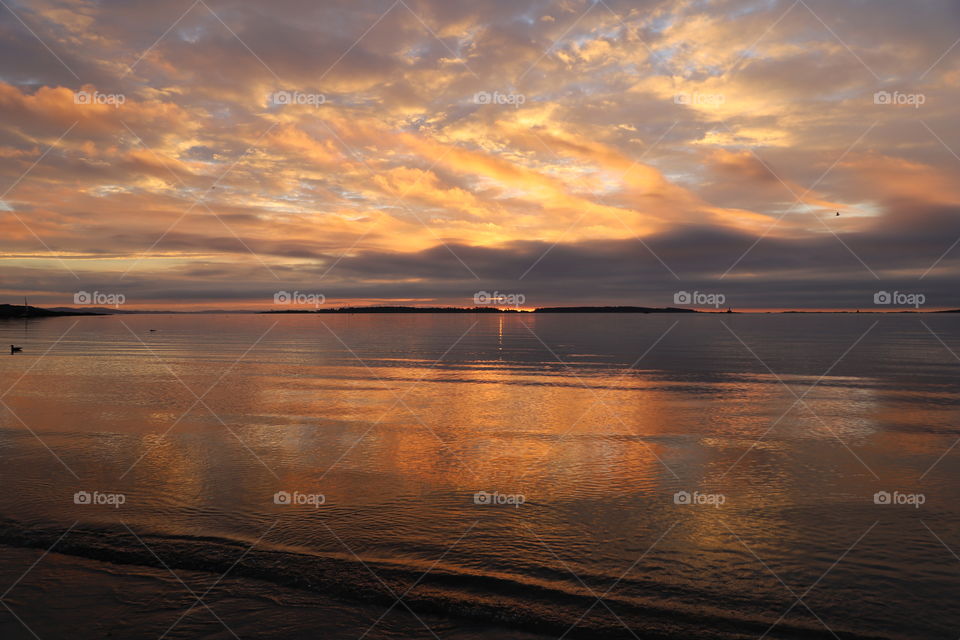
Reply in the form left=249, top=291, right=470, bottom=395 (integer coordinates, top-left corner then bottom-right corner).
left=1, top=0, right=959, bottom=309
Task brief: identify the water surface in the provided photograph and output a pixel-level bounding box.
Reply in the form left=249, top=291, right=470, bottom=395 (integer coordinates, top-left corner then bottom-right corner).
left=1, top=313, right=958, bottom=639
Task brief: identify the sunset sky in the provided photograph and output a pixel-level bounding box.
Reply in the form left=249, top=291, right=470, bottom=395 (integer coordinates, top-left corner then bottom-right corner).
left=2, top=0, right=959, bottom=309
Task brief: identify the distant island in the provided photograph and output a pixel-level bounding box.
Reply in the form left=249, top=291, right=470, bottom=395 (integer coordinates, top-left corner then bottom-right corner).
left=0, top=304, right=103, bottom=318
left=264, top=305, right=700, bottom=314
left=535, top=306, right=699, bottom=313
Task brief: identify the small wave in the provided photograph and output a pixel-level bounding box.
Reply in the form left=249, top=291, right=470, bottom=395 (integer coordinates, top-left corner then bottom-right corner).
left=0, top=518, right=895, bottom=640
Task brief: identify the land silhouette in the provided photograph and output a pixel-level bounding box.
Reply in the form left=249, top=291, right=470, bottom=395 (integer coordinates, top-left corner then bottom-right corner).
left=0, top=304, right=102, bottom=319
left=6, top=303, right=960, bottom=316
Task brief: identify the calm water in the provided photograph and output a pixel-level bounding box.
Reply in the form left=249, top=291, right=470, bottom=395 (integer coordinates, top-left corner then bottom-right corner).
left=1, top=313, right=959, bottom=639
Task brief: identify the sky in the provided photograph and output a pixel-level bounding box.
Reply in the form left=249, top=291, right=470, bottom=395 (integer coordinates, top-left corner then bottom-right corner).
left=1, top=0, right=960, bottom=310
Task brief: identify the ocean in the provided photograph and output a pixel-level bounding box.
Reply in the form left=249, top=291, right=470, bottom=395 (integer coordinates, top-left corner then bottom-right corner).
left=0, top=312, right=957, bottom=639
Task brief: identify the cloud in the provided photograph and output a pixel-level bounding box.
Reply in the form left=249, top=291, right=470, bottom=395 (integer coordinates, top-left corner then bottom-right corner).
left=0, top=0, right=958, bottom=308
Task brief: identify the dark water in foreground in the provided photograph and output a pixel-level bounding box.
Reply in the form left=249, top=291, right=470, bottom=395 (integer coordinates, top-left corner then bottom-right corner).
left=0, top=313, right=959, bottom=639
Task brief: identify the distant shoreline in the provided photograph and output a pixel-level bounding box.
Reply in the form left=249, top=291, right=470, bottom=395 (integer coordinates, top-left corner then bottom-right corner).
left=5, top=304, right=960, bottom=316
left=0, top=304, right=104, bottom=319
left=260, top=307, right=960, bottom=314
left=264, top=305, right=702, bottom=314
